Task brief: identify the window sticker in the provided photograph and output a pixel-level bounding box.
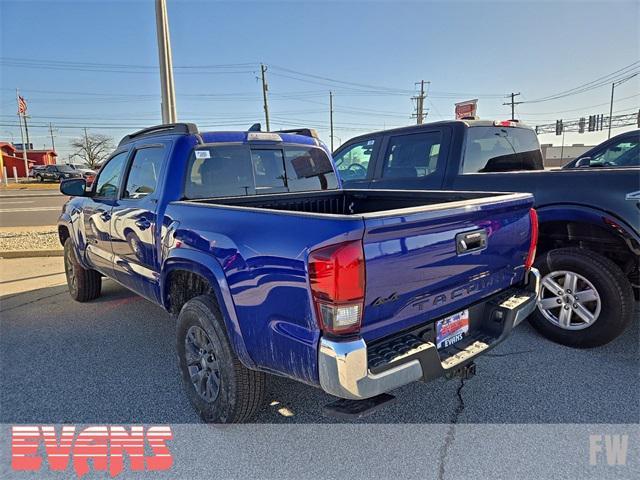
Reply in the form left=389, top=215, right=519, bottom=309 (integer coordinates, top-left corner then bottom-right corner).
left=195, top=150, right=211, bottom=159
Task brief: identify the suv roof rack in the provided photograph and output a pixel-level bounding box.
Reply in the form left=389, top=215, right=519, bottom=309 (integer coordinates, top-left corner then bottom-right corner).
left=275, top=128, right=319, bottom=139
left=118, top=123, right=199, bottom=146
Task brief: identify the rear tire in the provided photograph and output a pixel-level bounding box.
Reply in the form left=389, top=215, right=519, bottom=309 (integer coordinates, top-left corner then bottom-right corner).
left=177, top=295, right=265, bottom=423
left=37, top=175, right=43, bottom=182
left=63, top=238, right=101, bottom=302
left=529, top=248, right=633, bottom=348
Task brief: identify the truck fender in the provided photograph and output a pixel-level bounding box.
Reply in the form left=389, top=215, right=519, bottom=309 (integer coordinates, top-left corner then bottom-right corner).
left=160, top=250, right=256, bottom=369
left=536, top=204, right=640, bottom=254
left=58, top=212, right=92, bottom=270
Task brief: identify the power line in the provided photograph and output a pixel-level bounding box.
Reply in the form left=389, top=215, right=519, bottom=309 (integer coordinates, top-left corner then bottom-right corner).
left=524, top=61, right=640, bottom=103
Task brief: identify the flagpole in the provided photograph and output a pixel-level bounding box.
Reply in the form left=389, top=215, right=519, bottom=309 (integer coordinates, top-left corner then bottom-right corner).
left=16, top=89, right=28, bottom=180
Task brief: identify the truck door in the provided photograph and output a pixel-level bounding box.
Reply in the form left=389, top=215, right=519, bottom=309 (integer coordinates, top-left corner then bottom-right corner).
left=367, top=128, right=449, bottom=190
left=82, top=150, right=129, bottom=277
left=110, top=143, right=168, bottom=302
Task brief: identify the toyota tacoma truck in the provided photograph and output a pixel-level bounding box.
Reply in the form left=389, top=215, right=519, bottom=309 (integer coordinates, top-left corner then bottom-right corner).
left=335, top=122, right=639, bottom=348
left=58, top=123, right=539, bottom=423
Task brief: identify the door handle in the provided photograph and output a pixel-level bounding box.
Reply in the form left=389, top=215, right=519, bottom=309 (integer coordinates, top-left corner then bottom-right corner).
left=456, top=229, right=488, bottom=254
left=135, top=219, right=151, bottom=230
left=100, top=211, right=111, bottom=221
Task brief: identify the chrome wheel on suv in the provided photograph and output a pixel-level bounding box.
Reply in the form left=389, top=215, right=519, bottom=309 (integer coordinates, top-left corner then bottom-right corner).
left=537, top=270, right=601, bottom=330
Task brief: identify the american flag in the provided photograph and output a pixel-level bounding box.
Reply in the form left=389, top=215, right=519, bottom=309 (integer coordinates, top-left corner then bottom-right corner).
left=17, top=95, right=27, bottom=114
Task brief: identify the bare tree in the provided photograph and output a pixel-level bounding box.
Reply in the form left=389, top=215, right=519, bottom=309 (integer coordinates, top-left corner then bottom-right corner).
left=70, top=133, right=114, bottom=169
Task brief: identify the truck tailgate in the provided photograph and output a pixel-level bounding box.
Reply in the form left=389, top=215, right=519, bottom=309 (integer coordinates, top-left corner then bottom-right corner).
left=361, top=193, right=534, bottom=342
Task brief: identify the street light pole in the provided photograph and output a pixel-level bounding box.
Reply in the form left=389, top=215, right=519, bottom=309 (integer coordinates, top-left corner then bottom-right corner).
left=155, top=0, right=177, bottom=124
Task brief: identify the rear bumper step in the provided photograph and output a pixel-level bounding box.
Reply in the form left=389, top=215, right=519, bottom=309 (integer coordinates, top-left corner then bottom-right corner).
left=318, top=268, right=540, bottom=400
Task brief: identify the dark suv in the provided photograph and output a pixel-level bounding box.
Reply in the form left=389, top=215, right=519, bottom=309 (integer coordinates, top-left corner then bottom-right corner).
left=35, top=164, right=82, bottom=182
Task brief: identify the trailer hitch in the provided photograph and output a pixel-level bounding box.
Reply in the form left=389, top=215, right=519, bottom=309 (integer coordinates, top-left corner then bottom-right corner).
left=446, top=362, right=477, bottom=380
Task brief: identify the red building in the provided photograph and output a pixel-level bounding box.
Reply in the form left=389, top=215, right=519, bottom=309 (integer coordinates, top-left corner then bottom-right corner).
left=0, top=142, right=57, bottom=178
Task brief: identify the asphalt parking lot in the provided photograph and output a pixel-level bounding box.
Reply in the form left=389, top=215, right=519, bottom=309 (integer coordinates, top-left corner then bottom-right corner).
left=1, top=257, right=638, bottom=426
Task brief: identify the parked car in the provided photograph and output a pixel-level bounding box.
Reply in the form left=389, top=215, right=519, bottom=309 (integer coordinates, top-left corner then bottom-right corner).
left=35, top=164, right=82, bottom=182
left=58, top=123, right=539, bottom=423
left=563, top=129, right=639, bottom=169
left=334, top=120, right=639, bottom=348
left=67, top=163, right=97, bottom=185
left=28, top=165, right=47, bottom=178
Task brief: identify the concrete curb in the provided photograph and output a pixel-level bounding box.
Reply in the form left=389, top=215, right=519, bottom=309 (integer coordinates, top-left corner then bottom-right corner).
left=0, top=249, right=63, bottom=259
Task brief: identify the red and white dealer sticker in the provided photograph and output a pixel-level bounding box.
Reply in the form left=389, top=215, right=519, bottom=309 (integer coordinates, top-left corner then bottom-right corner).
left=436, top=309, right=470, bottom=349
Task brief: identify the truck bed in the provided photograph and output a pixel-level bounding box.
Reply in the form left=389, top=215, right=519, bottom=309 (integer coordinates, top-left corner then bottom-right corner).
left=186, top=189, right=527, bottom=216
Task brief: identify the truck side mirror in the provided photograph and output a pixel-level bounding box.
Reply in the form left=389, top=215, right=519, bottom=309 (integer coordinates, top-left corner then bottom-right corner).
left=60, top=178, right=87, bottom=197
left=574, top=156, right=592, bottom=167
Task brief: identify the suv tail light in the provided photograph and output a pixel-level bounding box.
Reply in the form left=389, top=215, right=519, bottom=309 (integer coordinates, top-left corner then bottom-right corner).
left=525, top=208, right=538, bottom=270
left=308, top=240, right=365, bottom=335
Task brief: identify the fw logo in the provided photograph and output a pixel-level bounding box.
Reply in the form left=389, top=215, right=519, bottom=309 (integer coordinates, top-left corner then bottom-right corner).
left=589, top=434, right=629, bottom=466
left=11, top=425, right=173, bottom=477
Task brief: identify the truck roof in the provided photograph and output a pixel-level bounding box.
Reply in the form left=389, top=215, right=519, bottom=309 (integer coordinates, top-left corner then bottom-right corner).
left=341, top=119, right=535, bottom=145
left=118, top=123, right=323, bottom=149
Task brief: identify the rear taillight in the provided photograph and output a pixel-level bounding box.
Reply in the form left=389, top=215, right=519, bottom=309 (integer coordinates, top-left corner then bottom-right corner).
left=308, top=240, right=365, bottom=335
left=525, top=208, right=538, bottom=270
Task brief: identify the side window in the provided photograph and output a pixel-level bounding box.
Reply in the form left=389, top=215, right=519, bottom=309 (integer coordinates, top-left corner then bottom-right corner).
left=184, top=146, right=255, bottom=198
left=284, top=146, right=338, bottom=192
left=334, top=139, right=375, bottom=181
left=94, top=152, right=128, bottom=199
left=382, top=132, right=443, bottom=178
left=123, top=147, right=165, bottom=199
left=250, top=149, right=287, bottom=192
left=590, top=137, right=639, bottom=167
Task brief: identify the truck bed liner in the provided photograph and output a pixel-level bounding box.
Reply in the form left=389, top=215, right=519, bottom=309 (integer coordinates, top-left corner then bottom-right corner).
left=186, top=189, right=526, bottom=216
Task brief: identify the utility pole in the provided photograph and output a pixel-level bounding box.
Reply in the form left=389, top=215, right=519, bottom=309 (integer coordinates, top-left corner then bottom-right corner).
left=329, top=91, right=334, bottom=151
left=412, top=80, right=427, bottom=124
left=155, top=0, right=177, bottom=124
left=49, top=123, right=56, bottom=151
left=608, top=82, right=615, bottom=139
left=260, top=64, right=270, bottom=131
left=16, top=89, right=28, bottom=179
left=503, top=92, right=523, bottom=121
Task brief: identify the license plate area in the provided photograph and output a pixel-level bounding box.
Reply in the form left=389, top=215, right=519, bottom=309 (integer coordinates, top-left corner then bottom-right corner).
left=436, top=309, right=469, bottom=349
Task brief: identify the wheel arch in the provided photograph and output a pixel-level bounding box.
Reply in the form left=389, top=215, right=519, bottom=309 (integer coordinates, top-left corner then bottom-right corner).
left=161, top=250, right=256, bottom=369
left=537, top=204, right=639, bottom=265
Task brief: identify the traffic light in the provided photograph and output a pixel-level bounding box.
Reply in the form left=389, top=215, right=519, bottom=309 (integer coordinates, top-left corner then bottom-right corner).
left=578, top=117, right=585, bottom=133
left=555, top=120, right=563, bottom=135
left=588, top=115, right=595, bottom=132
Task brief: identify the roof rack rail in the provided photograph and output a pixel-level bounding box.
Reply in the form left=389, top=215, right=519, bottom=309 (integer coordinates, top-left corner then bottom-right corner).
left=118, top=123, right=199, bottom=146
left=275, top=128, right=319, bottom=139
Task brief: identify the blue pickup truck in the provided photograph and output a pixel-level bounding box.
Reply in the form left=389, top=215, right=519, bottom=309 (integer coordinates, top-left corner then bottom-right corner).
left=58, top=123, right=539, bottom=422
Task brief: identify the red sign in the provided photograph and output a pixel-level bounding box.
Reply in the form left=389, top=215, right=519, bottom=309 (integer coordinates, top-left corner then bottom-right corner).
left=11, top=425, right=173, bottom=478
left=455, top=99, right=478, bottom=119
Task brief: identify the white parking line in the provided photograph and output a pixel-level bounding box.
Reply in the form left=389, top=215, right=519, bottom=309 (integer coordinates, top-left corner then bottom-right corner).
left=0, top=207, right=62, bottom=213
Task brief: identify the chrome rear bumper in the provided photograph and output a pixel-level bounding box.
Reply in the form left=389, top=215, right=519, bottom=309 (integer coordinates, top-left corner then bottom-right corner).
left=318, top=268, right=540, bottom=400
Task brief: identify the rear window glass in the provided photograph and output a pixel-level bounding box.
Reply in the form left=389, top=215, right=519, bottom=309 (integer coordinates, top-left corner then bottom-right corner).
left=184, top=144, right=337, bottom=199
left=462, top=127, right=543, bottom=173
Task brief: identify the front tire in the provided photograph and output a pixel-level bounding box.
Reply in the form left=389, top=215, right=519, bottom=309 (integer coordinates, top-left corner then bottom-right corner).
left=177, top=295, right=265, bottom=423
left=63, top=238, right=101, bottom=302
left=529, top=248, right=633, bottom=348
